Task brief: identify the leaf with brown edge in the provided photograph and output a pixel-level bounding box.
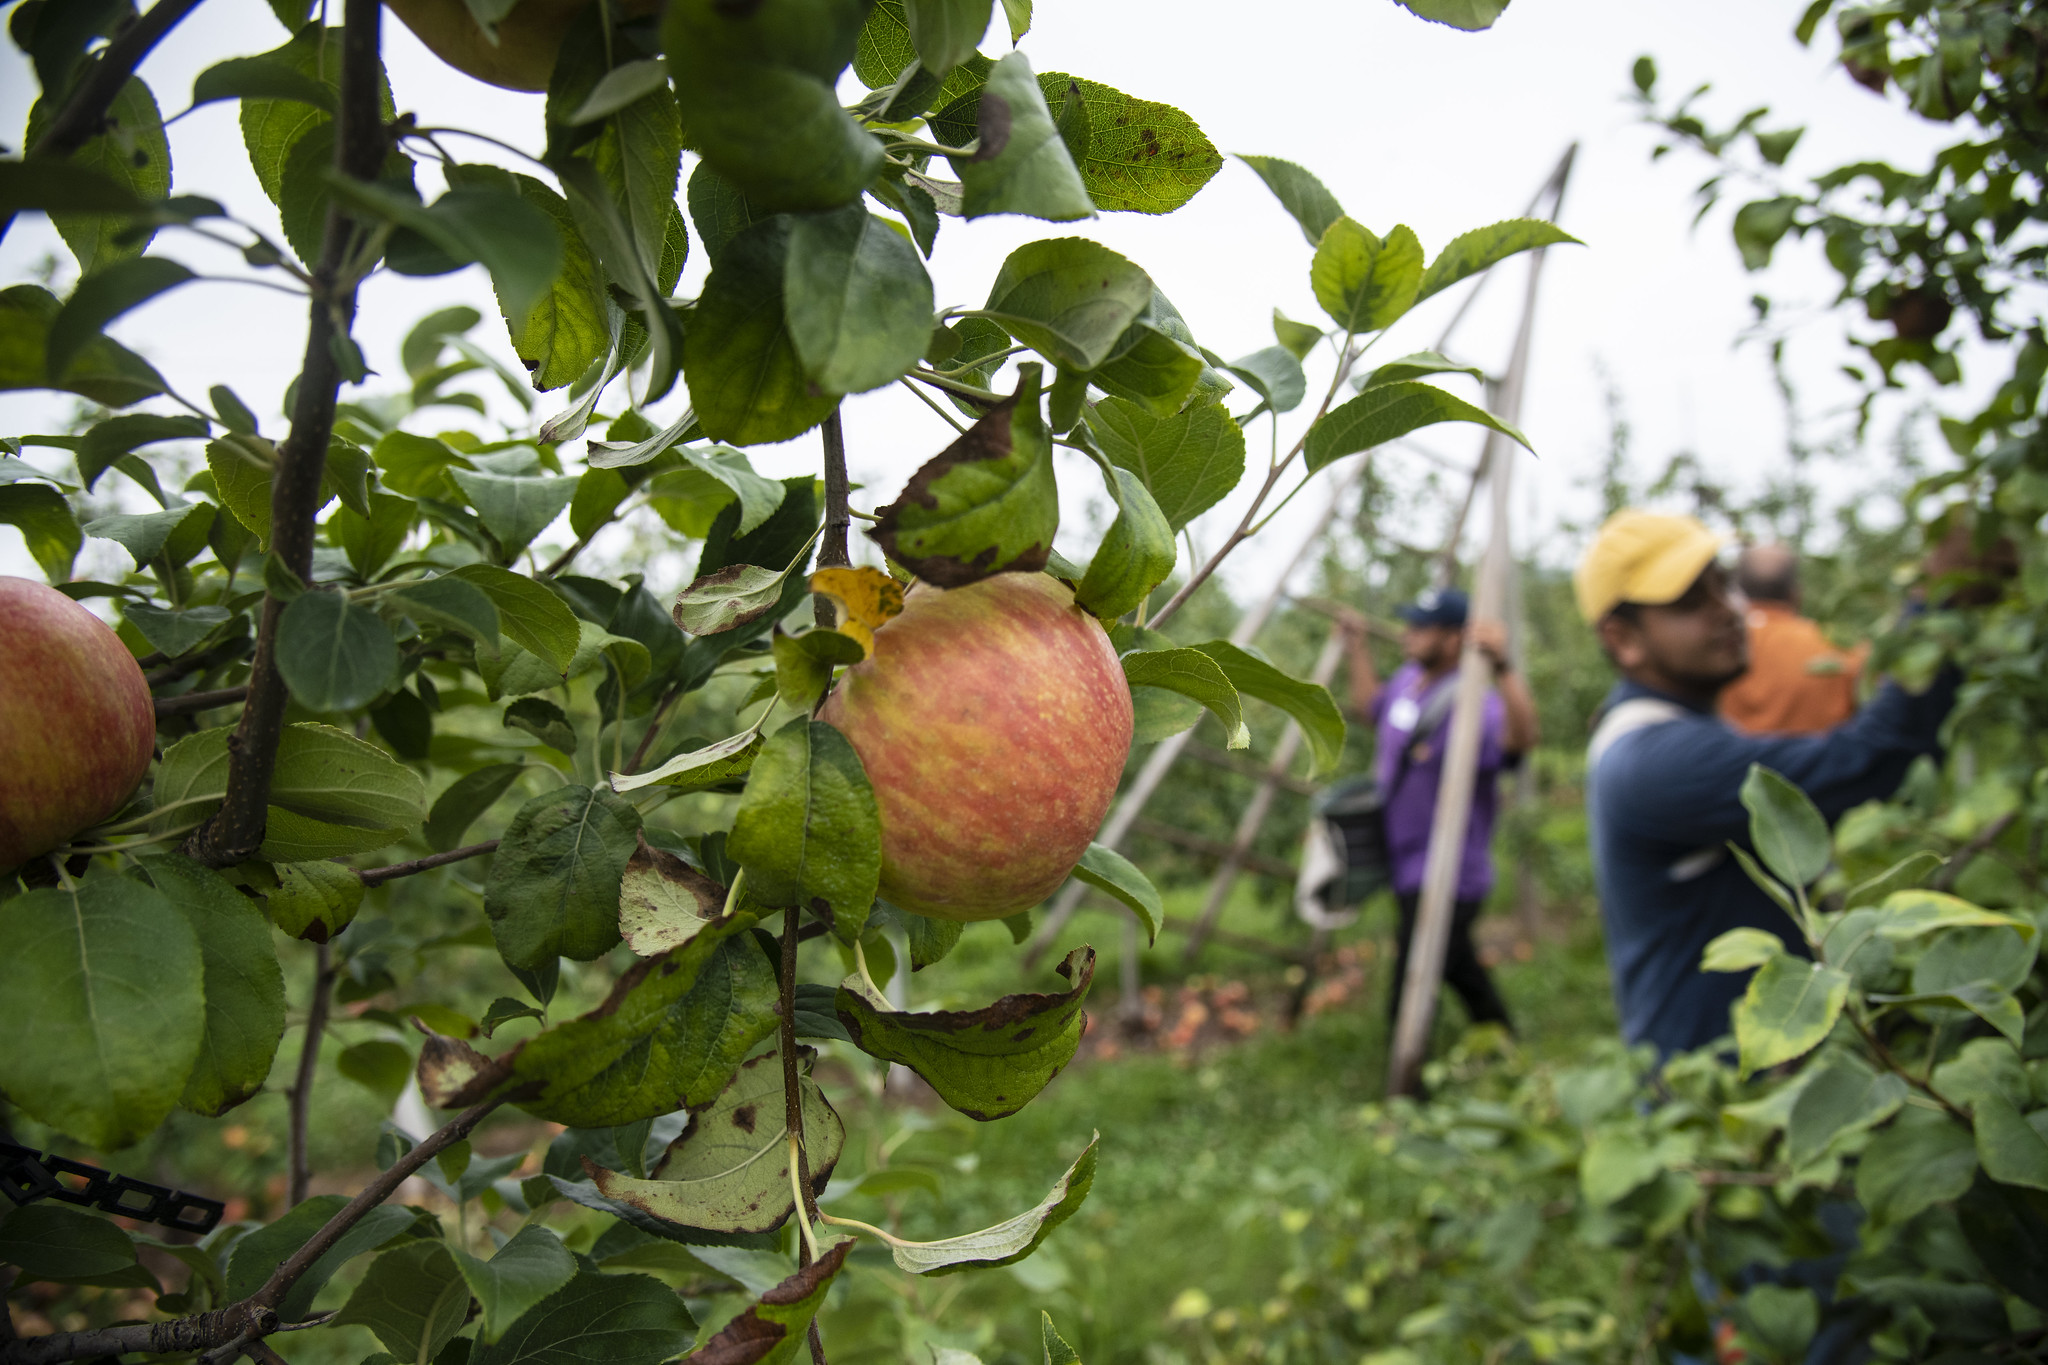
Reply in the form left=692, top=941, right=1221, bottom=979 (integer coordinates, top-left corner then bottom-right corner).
left=808, top=565, right=903, bottom=655
left=835, top=947, right=1094, bottom=1120
left=619, top=834, right=733, bottom=957
left=869, top=364, right=1058, bottom=587
left=672, top=563, right=792, bottom=635
left=878, top=1133, right=1097, bottom=1275
left=412, top=1019, right=514, bottom=1109
left=589, top=1048, right=844, bottom=1235
left=506, top=918, right=777, bottom=1128
left=683, top=1237, right=851, bottom=1365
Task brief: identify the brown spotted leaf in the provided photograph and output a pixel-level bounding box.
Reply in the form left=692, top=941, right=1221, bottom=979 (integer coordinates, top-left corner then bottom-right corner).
left=835, top=947, right=1094, bottom=1120
left=683, top=1237, right=851, bottom=1365
left=412, top=1019, right=514, bottom=1109
left=868, top=364, right=1057, bottom=587
left=590, top=1047, right=844, bottom=1234
left=672, top=562, right=794, bottom=636
left=618, top=835, right=732, bottom=957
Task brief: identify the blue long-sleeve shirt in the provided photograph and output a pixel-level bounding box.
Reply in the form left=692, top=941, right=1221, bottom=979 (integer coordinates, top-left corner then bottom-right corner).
left=1587, top=672, right=1957, bottom=1057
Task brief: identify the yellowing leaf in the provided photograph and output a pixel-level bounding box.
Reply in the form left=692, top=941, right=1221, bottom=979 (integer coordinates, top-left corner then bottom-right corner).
left=809, top=565, right=904, bottom=655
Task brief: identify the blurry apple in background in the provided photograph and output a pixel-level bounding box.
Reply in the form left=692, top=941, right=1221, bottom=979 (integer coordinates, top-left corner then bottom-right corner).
left=819, top=572, right=1134, bottom=923
left=0, top=578, right=157, bottom=871
left=385, top=0, right=658, bottom=91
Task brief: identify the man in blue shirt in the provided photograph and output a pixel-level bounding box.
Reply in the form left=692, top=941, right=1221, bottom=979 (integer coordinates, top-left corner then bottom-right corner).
left=1575, top=511, right=1961, bottom=1057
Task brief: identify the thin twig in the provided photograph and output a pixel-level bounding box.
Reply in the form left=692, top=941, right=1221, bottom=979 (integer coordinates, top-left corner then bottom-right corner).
left=184, top=0, right=386, bottom=868
left=155, top=686, right=249, bottom=718
left=622, top=685, right=683, bottom=777
left=815, top=411, right=852, bottom=629
left=1931, top=811, right=2016, bottom=891
left=899, top=376, right=969, bottom=434
left=540, top=529, right=598, bottom=578
left=287, top=943, right=336, bottom=1206
left=356, top=840, right=499, bottom=888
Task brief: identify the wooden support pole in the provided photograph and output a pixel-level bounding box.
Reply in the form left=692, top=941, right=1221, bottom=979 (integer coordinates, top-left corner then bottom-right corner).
left=1386, top=148, right=1571, bottom=1098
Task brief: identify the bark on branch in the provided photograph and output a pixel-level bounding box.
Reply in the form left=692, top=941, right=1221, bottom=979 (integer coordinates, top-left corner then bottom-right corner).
left=184, top=0, right=386, bottom=867
left=356, top=840, right=500, bottom=888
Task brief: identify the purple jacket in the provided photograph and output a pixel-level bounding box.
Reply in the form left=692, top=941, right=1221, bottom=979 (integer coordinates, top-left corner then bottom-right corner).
left=1372, top=662, right=1507, bottom=901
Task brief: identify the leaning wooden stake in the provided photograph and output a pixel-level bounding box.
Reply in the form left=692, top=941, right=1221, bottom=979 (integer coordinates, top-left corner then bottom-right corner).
left=1386, top=153, right=1568, bottom=1097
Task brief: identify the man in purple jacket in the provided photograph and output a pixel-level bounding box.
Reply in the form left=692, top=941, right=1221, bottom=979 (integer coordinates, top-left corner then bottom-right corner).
left=1338, top=586, right=1541, bottom=1032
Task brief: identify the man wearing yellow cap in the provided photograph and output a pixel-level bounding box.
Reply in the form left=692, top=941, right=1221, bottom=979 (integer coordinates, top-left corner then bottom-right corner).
left=1574, top=510, right=1959, bottom=1057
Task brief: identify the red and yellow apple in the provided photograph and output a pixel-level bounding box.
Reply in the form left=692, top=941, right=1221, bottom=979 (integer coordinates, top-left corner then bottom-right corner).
left=818, top=572, right=1134, bottom=922
left=0, top=578, right=156, bottom=871
left=385, top=0, right=658, bottom=93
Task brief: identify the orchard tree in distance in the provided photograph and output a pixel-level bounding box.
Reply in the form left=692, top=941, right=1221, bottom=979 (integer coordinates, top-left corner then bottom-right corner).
left=0, top=0, right=1555, bottom=1359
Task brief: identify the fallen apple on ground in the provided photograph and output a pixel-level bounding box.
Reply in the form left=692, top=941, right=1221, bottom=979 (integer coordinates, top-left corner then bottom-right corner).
left=819, top=571, right=1134, bottom=922
left=0, top=578, right=156, bottom=871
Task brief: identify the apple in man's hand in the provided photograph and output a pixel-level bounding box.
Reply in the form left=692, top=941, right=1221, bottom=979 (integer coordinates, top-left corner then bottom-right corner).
left=0, top=579, right=157, bottom=871
left=819, top=572, right=1134, bottom=922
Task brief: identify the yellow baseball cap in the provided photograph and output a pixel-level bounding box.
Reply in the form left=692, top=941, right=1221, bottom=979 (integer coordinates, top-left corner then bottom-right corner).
left=1574, top=510, right=1725, bottom=622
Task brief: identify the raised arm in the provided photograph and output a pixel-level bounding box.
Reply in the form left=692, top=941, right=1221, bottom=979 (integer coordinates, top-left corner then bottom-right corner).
left=1472, top=620, right=1539, bottom=755
left=1336, top=608, right=1382, bottom=723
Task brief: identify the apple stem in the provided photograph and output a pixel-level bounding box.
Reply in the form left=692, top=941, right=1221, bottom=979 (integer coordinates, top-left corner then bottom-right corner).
left=778, top=905, right=823, bottom=1273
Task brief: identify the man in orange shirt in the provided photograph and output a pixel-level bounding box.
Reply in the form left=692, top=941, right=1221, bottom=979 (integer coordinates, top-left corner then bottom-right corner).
left=1718, top=544, right=1868, bottom=734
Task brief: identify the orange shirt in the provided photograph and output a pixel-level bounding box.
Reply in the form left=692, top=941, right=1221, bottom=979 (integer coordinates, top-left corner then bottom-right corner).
left=1719, top=601, right=1869, bottom=735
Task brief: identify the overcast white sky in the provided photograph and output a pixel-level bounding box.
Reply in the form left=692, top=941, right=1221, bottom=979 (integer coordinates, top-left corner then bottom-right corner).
left=0, top=0, right=1968, bottom=600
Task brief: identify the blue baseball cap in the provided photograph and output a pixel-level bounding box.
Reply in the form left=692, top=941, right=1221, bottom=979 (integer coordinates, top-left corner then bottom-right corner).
left=1397, top=586, right=1469, bottom=628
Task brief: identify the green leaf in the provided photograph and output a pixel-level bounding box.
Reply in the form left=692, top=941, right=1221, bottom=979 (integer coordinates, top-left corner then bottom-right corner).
left=1785, top=1055, right=1907, bottom=1168
left=505, top=697, right=577, bottom=755
left=1090, top=323, right=1206, bottom=416
left=685, top=216, right=841, bottom=445
left=1957, top=1172, right=2048, bottom=1312
left=664, top=0, right=881, bottom=212
left=1070, top=845, right=1161, bottom=944
left=188, top=52, right=337, bottom=113
left=977, top=239, right=1151, bottom=370
left=1190, top=639, right=1347, bottom=776
left=591, top=1047, right=845, bottom=1233
left=1272, top=307, right=1323, bottom=359
left=1729, top=844, right=1801, bottom=922
left=1856, top=1111, right=1978, bottom=1229
left=332, top=1240, right=472, bottom=1365
left=206, top=432, right=277, bottom=542
left=1042, top=1313, right=1081, bottom=1365
left=373, top=429, right=470, bottom=499
left=1844, top=850, right=1944, bottom=908
left=451, top=564, right=581, bottom=672
left=450, top=469, right=578, bottom=557
left=135, top=855, right=285, bottom=1118
left=1034, top=74, right=1221, bottom=215
left=265, top=859, right=366, bottom=941
left=1701, top=926, right=1786, bottom=972
left=1741, top=765, right=1832, bottom=889
left=729, top=718, right=881, bottom=940
left=1083, top=397, right=1244, bottom=532
left=1238, top=155, right=1343, bottom=247
left=1311, top=218, right=1423, bottom=333
left=28, top=78, right=170, bottom=274
left=444, top=164, right=609, bottom=393
left=675, top=1239, right=849, bottom=1365
left=1873, top=889, right=2038, bottom=941
left=941, top=52, right=1093, bottom=221
left=870, top=366, right=1057, bottom=587
left=1121, top=647, right=1248, bottom=748
left=486, top=784, right=644, bottom=969
left=785, top=202, right=936, bottom=394
left=0, top=283, right=166, bottom=407
left=613, top=730, right=765, bottom=796
left=1304, top=380, right=1533, bottom=473
left=511, top=922, right=776, bottom=1126
left=0, top=876, right=203, bottom=1150
left=83, top=502, right=209, bottom=569
left=276, top=590, right=401, bottom=712
left=0, top=1204, right=139, bottom=1284
left=46, top=256, right=194, bottom=382
left=906, top=0, right=991, bottom=76
left=0, top=159, right=145, bottom=217
left=224, top=1197, right=417, bottom=1320
left=879, top=1133, right=1096, bottom=1274
left=1358, top=350, right=1484, bottom=390
left=1732, top=954, right=1851, bottom=1078
left=0, top=482, right=81, bottom=580
left=672, top=563, right=799, bottom=636
left=1415, top=218, right=1580, bottom=306
left=1395, top=0, right=1512, bottom=29
left=338, top=1040, right=414, bottom=1105
left=771, top=626, right=866, bottom=711
left=686, top=161, right=769, bottom=264
left=471, top=1268, right=696, bottom=1365
left=385, top=575, right=502, bottom=655
left=1075, top=466, right=1174, bottom=621
left=1223, top=344, right=1307, bottom=414
left=332, top=175, right=563, bottom=320
left=426, top=763, right=531, bottom=851
left=838, top=947, right=1092, bottom=1119
left=238, top=25, right=393, bottom=204
left=678, top=446, right=790, bottom=537
left=75, top=413, right=209, bottom=489
left=450, top=1226, right=577, bottom=1344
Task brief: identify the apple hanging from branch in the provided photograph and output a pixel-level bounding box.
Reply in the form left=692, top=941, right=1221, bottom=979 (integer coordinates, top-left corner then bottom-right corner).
left=820, top=573, right=1133, bottom=922
left=0, top=578, right=156, bottom=871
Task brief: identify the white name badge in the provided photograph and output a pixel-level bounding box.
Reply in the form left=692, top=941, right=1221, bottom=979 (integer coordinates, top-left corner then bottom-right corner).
left=1386, top=695, right=1420, bottom=733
